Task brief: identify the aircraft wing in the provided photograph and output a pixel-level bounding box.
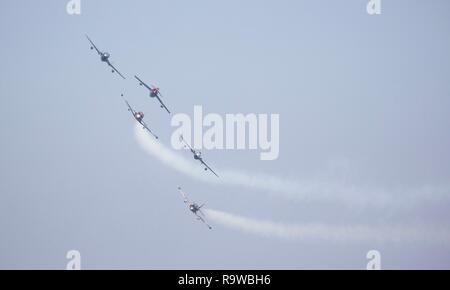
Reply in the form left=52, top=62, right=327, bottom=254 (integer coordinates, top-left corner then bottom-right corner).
left=140, top=120, right=158, bottom=139
left=178, top=187, right=190, bottom=204
left=107, top=61, right=126, bottom=79
left=155, top=94, right=171, bottom=114
left=198, top=205, right=205, bottom=217
left=180, top=135, right=196, bottom=154
left=122, top=95, right=136, bottom=115
left=134, top=75, right=153, bottom=91
left=200, top=159, right=219, bottom=178
left=195, top=213, right=212, bottom=229
left=85, top=35, right=102, bottom=55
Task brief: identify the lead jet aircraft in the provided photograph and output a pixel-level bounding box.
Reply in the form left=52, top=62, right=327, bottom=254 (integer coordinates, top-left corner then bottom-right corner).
left=179, top=135, right=219, bottom=178
left=134, top=75, right=171, bottom=114
left=86, top=35, right=126, bottom=79
left=178, top=187, right=212, bottom=230
left=121, top=94, right=158, bottom=139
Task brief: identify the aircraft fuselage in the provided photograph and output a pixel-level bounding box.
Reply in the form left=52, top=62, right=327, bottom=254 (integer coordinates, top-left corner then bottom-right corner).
left=101, top=52, right=110, bottom=62
left=134, top=112, right=144, bottom=122
left=190, top=204, right=200, bottom=214
left=150, top=89, right=159, bottom=98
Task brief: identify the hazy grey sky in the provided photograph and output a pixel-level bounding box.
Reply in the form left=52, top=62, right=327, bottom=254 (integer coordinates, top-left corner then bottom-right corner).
left=1, top=0, right=449, bottom=269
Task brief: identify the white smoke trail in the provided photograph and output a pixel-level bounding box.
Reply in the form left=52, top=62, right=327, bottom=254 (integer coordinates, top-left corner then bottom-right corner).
left=204, top=209, right=450, bottom=244
left=134, top=124, right=449, bottom=207
left=134, top=123, right=219, bottom=183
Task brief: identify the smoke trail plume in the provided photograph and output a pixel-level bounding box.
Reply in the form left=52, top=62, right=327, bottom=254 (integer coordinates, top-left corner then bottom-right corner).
left=134, top=124, right=449, bottom=207
left=204, top=209, right=450, bottom=244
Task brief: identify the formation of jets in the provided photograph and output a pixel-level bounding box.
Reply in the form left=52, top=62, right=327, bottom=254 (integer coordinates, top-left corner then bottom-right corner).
left=86, top=35, right=217, bottom=229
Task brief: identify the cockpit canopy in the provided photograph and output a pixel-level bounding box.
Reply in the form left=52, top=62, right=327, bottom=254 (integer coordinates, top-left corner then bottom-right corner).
left=135, top=112, right=144, bottom=119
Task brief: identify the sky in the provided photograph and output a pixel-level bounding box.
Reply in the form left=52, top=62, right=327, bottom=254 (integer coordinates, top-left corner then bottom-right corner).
left=0, top=0, right=450, bottom=269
